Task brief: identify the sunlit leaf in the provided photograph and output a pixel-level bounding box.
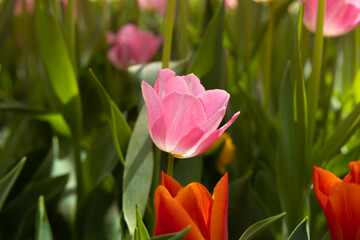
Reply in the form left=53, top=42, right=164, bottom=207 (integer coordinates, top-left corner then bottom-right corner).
left=123, top=107, right=154, bottom=235
left=35, top=196, right=53, bottom=240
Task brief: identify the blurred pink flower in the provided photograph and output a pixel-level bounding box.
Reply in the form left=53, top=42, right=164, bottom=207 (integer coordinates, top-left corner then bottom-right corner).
left=107, top=24, right=162, bottom=70
left=225, top=0, right=238, bottom=10
left=14, top=0, right=34, bottom=16
left=138, top=0, right=167, bottom=16
left=302, top=0, right=360, bottom=37
left=141, top=69, right=240, bottom=158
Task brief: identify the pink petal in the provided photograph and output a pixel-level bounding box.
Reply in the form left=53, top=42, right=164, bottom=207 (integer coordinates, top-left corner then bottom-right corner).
left=172, top=127, right=204, bottom=157
left=184, top=112, right=240, bottom=158
left=159, top=76, right=190, bottom=100
left=141, top=81, right=167, bottom=150
left=162, top=92, right=207, bottom=152
left=184, top=74, right=206, bottom=97
left=198, top=90, right=230, bottom=119
left=106, top=31, right=117, bottom=45
left=154, top=69, right=176, bottom=99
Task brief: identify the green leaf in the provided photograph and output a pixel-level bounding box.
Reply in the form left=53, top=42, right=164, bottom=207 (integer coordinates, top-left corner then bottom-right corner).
left=288, top=217, right=309, bottom=240
left=2, top=175, right=69, bottom=223
left=82, top=127, right=118, bottom=195
left=89, top=69, right=131, bottom=164
left=35, top=0, right=78, bottom=106
left=150, top=227, right=190, bottom=240
left=35, top=0, right=82, bottom=137
left=239, top=212, right=286, bottom=240
left=325, top=144, right=360, bottom=176
left=135, top=205, right=150, bottom=240
left=188, top=2, right=225, bottom=89
left=313, top=102, right=360, bottom=166
left=35, top=196, right=53, bottom=240
left=75, top=175, right=122, bottom=240
left=123, top=106, right=154, bottom=235
left=0, top=157, right=26, bottom=212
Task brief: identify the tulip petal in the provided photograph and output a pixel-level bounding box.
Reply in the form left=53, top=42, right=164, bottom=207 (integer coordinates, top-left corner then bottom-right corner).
left=161, top=172, right=183, bottom=197
left=198, top=90, right=230, bottom=119
left=184, top=74, right=205, bottom=97
left=210, top=173, right=229, bottom=240
left=172, top=127, right=205, bottom=157
left=162, top=92, right=207, bottom=152
left=175, top=183, right=213, bottom=239
left=313, top=166, right=342, bottom=211
left=159, top=76, right=190, bottom=101
left=154, top=69, right=176, bottom=99
left=326, top=182, right=360, bottom=240
left=141, top=81, right=167, bottom=151
left=185, top=112, right=239, bottom=158
left=154, top=187, right=205, bottom=239
left=343, top=161, right=360, bottom=184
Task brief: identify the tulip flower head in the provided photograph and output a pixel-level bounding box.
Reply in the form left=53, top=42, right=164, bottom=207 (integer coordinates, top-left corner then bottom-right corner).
left=225, top=0, right=238, bottom=10
left=107, top=24, right=162, bottom=70
left=141, top=69, right=240, bottom=158
left=313, top=161, right=360, bottom=240
left=137, top=0, right=167, bottom=16
left=154, top=172, right=229, bottom=240
left=301, top=0, right=360, bottom=37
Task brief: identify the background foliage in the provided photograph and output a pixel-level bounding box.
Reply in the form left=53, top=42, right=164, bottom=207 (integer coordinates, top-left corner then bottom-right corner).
left=0, top=0, right=359, bottom=239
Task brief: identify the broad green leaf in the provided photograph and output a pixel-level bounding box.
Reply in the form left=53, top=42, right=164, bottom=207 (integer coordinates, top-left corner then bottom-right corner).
left=288, top=217, right=309, bottom=240
left=313, top=103, right=360, bottom=166
left=123, top=107, right=154, bottom=235
left=325, top=144, right=360, bottom=176
left=0, top=157, right=26, bottom=212
left=34, top=114, right=71, bottom=137
left=35, top=196, right=53, bottom=240
left=75, top=175, right=121, bottom=240
left=239, top=212, right=286, bottom=240
left=2, top=175, right=69, bottom=223
left=89, top=69, right=131, bottom=164
left=35, top=0, right=78, bottom=106
left=188, top=2, right=225, bottom=89
left=82, top=127, right=118, bottom=195
left=35, top=0, right=82, bottom=138
left=135, top=205, right=150, bottom=240
left=150, top=227, right=190, bottom=240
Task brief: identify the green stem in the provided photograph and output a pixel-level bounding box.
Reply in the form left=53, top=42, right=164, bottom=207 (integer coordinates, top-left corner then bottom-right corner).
left=354, top=27, right=360, bottom=76
left=179, top=0, right=188, bottom=58
left=307, top=0, right=325, bottom=149
left=167, top=154, right=175, bottom=177
left=132, top=0, right=139, bottom=25
left=162, top=0, right=177, bottom=68
left=264, top=2, right=274, bottom=113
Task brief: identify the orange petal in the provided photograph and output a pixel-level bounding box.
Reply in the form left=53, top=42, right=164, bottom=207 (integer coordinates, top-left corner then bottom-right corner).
left=210, top=173, right=229, bottom=240
left=326, top=182, right=360, bottom=240
left=161, top=171, right=183, bottom=197
left=313, top=166, right=341, bottom=211
left=175, top=182, right=213, bottom=239
left=343, top=161, right=360, bottom=184
left=154, top=187, right=205, bottom=240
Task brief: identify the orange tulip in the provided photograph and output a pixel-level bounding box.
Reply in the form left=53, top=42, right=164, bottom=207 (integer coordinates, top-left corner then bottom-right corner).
left=154, top=172, right=229, bottom=240
left=313, top=161, right=360, bottom=240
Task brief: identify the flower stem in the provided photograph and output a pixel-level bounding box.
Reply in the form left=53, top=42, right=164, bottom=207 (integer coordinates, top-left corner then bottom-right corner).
left=162, top=0, right=176, bottom=68
left=307, top=0, right=325, bottom=147
left=264, top=2, right=274, bottom=113
left=167, top=154, right=175, bottom=177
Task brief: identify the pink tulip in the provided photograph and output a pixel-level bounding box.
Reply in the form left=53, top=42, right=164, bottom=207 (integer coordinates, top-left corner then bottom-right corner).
left=107, top=24, right=162, bottom=70
left=14, top=0, right=34, bottom=16
left=225, top=0, right=238, bottom=10
left=302, top=0, right=360, bottom=37
left=137, top=0, right=167, bottom=16
left=141, top=69, right=240, bottom=158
